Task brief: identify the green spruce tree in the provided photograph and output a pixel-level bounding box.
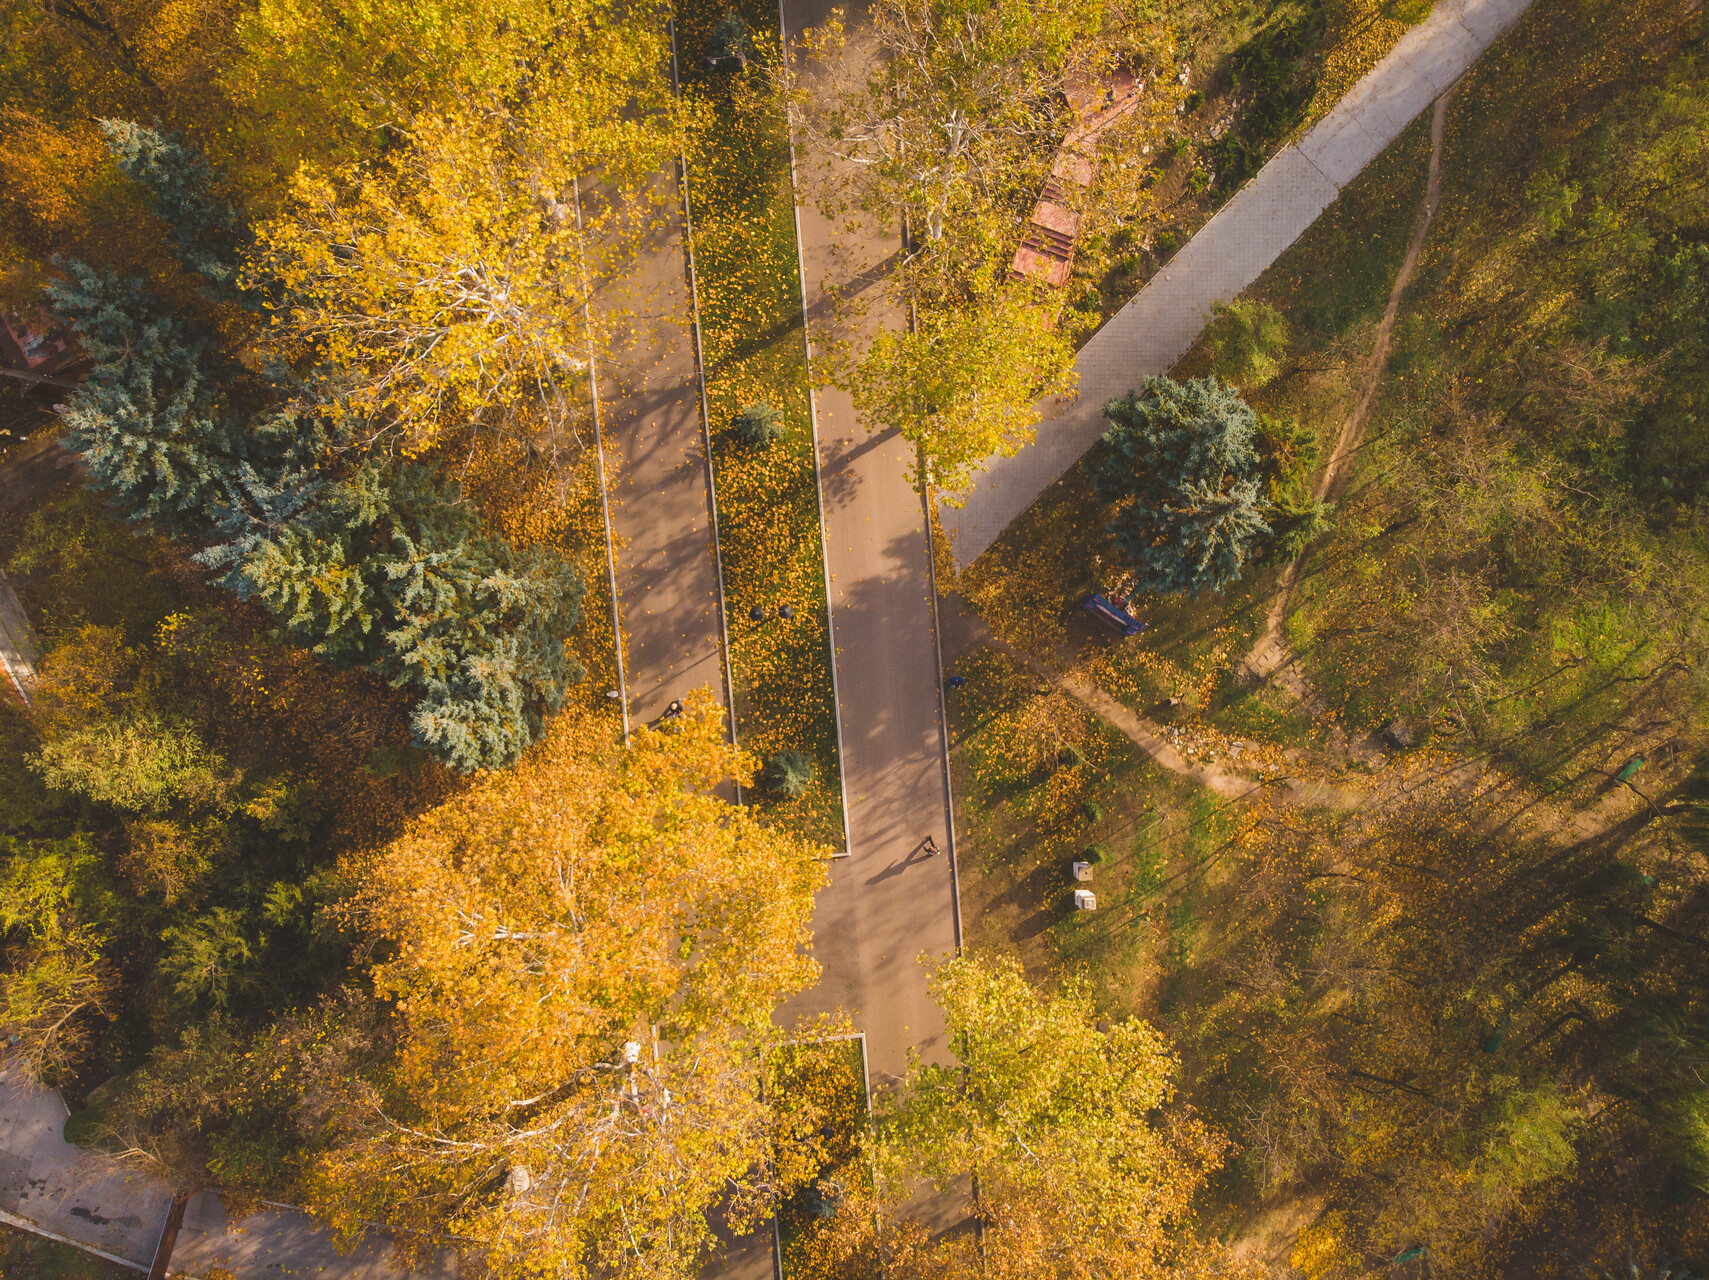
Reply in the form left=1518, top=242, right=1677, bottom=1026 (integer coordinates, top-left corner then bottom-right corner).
left=99, top=121, right=245, bottom=293
left=48, top=124, right=585, bottom=773
left=1094, top=376, right=1271, bottom=597
left=48, top=261, right=243, bottom=532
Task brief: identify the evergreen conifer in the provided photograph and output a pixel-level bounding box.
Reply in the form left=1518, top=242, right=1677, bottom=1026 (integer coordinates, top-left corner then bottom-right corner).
left=1094, top=376, right=1272, bottom=596
left=47, top=124, right=585, bottom=772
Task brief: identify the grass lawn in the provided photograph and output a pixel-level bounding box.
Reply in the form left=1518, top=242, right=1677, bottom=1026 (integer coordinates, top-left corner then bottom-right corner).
left=946, top=642, right=1264, bottom=1020
left=1064, top=0, right=1436, bottom=347
left=0, top=1224, right=137, bottom=1280
left=947, top=0, right=1709, bottom=1260
left=677, top=0, right=845, bottom=850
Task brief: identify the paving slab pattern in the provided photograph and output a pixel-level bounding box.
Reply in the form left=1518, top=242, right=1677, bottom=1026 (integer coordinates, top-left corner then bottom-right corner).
left=0, top=1069, right=171, bottom=1269
left=0, top=1069, right=455, bottom=1278
left=169, top=1192, right=458, bottom=1279
left=0, top=565, right=39, bottom=705
left=940, top=0, right=1537, bottom=565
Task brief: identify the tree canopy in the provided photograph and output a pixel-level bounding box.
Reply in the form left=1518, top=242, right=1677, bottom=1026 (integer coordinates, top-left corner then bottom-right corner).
left=298, top=693, right=829, bottom=1277
left=787, top=0, right=1178, bottom=493
left=1094, top=375, right=1272, bottom=596
left=50, top=125, right=586, bottom=772
left=806, top=953, right=1238, bottom=1279
left=846, top=290, right=1075, bottom=494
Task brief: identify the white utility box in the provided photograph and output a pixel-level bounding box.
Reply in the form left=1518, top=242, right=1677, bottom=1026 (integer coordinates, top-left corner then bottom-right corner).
left=1071, top=861, right=1094, bottom=882
left=1073, top=889, right=1098, bottom=911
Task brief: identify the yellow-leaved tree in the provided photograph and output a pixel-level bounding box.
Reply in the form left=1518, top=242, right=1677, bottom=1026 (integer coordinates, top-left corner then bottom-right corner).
left=300, top=691, right=829, bottom=1277
left=846, top=289, right=1075, bottom=495
left=785, top=0, right=1177, bottom=496
left=241, top=0, right=687, bottom=460
left=227, top=0, right=673, bottom=170
left=802, top=953, right=1248, bottom=1280
left=249, top=94, right=676, bottom=460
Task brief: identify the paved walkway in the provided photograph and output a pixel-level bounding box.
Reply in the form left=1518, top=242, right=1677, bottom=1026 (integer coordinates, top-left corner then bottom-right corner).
left=940, top=0, right=1536, bottom=566
left=597, top=175, right=734, bottom=734
left=0, top=1069, right=451, bottom=1277
left=0, top=564, right=39, bottom=706
left=0, top=1068, right=171, bottom=1270
left=170, top=1192, right=456, bottom=1279
left=779, top=0, right=961, bottom=1106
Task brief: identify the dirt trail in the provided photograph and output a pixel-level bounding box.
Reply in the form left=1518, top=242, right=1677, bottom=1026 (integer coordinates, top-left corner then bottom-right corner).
left=1244, top=90, right=1452, bottom=685
left=945, top=601, right=1367, bottom=810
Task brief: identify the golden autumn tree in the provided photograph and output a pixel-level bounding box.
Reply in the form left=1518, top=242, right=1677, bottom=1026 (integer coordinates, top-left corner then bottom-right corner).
left=807, top=953, right=1240, bottom=1280
left=299, top=692, right=828, bottom=1278
left=784, top=0, right=1177, bottom=493
left=227, top=0, right=674, bottom=170
left=242, top=0, right=684, bottom=462
left=845, top=289, right=1075, bottom=495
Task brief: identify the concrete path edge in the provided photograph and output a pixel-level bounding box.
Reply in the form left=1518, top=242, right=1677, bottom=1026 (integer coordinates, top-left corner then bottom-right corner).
left=940, top=0, right=1537, bottom=565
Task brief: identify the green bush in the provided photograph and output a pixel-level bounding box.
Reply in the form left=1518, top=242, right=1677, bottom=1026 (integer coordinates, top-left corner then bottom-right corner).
left=1265, top=495, right=1336, bottom=564
left=1208, top=300, right=1291, bottom=389
left=761, top=748, right=815, bottom=799
left=733, top=401, right=786, bottom=449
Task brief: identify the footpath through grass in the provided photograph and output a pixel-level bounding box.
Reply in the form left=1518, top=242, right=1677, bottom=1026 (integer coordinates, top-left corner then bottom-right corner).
left=677, top=0, right=845, bottom=851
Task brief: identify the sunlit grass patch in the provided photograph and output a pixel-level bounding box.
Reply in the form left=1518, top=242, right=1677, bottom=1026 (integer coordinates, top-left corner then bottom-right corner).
left=678, top=0, right=844, bottom=848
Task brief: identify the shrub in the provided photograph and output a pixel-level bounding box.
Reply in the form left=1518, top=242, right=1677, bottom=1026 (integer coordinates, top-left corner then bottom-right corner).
left=1255, top=412, right=1319, bottom=492
left=762, top=749, right=815, bottom=799
left=733, top=401, right=787, bottom=449
left=1207, top=299, right=1291, bottom=389
left=704, top=13, right=752, bottom=69
left=1265, top=495, right=1336, bottom=564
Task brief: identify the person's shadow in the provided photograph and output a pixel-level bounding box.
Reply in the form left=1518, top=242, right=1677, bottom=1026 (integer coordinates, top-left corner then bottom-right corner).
left=865, top=838, right=940, bottom=884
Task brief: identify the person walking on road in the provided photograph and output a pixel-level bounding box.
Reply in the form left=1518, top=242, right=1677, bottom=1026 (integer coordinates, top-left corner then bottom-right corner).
left=922, top=835, right=940, bottom=857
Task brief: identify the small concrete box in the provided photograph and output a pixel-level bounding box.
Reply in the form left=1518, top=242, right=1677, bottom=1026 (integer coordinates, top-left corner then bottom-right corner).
left=1071, top=861, right=1094, bottom=882
left=1073, top=889, right=1098, bottom=911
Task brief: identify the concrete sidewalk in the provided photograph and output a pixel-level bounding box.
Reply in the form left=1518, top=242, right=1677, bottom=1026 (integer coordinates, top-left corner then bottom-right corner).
left=940, top=0, right=1536, bottom=566
left=780, top=0, right=961, bottom=1095
left=0, top=1068, right=451, bottom=1277
left=0, top=1068, right=172, bottom=1270
left=597, top=173, right=733, bottom=734
left=170, top=1192, right=457, bottom=1279
left=0, top=565, right=39, bottom=706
